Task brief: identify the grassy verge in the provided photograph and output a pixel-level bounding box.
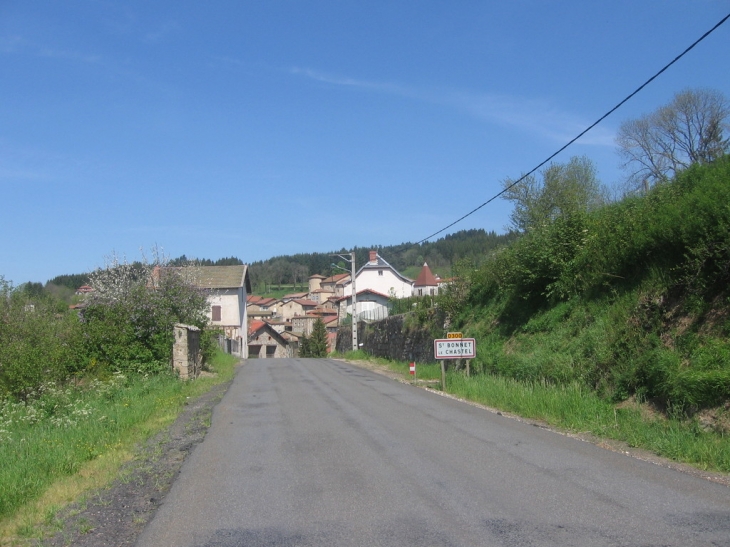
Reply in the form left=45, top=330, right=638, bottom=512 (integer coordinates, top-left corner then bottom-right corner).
left=0, top=351, right=238, bottom=543
left=336, top=351, right=730, bottom=474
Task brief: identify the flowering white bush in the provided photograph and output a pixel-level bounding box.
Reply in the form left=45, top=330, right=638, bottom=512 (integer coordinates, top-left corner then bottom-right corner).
left=83, top=250, right=209, bottom=375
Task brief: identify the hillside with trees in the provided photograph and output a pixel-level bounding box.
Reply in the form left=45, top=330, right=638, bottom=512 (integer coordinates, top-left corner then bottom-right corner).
left=441, top=155, right=730, bottom=412
left=429, top=89, right=730, bottom=423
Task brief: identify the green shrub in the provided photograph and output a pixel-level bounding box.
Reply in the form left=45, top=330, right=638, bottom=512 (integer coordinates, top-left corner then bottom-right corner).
left=79, top=259, right=209, bottom=375
left=0, top=282, right=83, bottom=398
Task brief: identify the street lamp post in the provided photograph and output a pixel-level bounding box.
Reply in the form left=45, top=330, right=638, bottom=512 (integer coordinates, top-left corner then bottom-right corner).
left=332, top=252, right=357, bottom=352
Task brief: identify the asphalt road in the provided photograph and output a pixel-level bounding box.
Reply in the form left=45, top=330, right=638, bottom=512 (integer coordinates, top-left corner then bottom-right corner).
left=136, top=358, right=730, bottom=547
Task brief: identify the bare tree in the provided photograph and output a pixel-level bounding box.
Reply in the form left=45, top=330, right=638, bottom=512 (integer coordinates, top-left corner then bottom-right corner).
left=617, top=88, right=729, bottom=191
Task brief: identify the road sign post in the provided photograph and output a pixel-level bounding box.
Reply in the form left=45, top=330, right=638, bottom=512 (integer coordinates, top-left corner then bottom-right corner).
left=434, top=337, right=477, bottom=389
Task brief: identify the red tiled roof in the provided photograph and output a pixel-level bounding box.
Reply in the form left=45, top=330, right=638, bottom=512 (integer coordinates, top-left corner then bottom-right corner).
left=309, top=309, right=337, bottom=317
left=292, top=299, right=318, bottom=306
left=322, top=273, right=350, bottom=284
left=248, top=320, right=266, bottom=334
left=414, top=262, right=439, bottom=287
left=283, top=292, right=308, bottom=299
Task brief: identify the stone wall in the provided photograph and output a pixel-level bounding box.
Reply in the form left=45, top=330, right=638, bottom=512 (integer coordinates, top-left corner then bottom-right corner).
left=336, top=312, right=442, bottom=364
left=172, top=324, right=201, bottom=380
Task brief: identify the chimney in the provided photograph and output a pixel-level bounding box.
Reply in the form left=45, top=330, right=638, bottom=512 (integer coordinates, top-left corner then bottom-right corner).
left=369, top=250, right=378, bottom=264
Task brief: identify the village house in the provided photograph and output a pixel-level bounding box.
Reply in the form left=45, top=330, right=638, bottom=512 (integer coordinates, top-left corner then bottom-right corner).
left=247, top=308, right=274, bottom=322
left=194, top=265, right=252, bottom=358
left=318, top=296, right=339, bottom=312
left=291, top=309, right=338, bottom=336
left=307, top=274, right=326, bottom=295
left=282, top=291, right=308, bottom=301
left=413, top=262, right=440, bottom=297
left=291, top=314, right=318, bottom=336
left=264, top=319, right=290, bottom=333
left=320, top=273, right=350, bottom=297
left=247, top=320, right=292, bottom=358
left=343, top=250, right=413, bottom=299
left=280, top=298, right=318, bottom=321
left=309, top=287, right=335, bottom=304
left=336, top=288, right=391, bottom=323
left=247, top=295, right=280, bottom=311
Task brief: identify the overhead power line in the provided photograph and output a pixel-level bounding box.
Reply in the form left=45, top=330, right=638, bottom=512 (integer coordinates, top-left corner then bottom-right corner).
left=416, top=11, right=730, bottom=245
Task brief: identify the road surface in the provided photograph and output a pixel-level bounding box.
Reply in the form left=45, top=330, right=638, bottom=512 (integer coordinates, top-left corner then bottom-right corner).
left=136, top=358, right=730, bottom=546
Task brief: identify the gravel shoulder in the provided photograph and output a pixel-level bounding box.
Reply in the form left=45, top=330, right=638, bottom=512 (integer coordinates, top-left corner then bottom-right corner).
left=38, top=380, right=232, bottom=547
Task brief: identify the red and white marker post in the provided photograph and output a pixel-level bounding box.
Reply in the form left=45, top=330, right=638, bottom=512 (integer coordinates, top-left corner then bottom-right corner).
left=409, top=361, right=416, bottom=381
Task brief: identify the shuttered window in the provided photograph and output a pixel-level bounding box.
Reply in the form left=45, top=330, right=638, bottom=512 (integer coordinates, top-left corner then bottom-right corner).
left=212, top=305, right=221, bottom=321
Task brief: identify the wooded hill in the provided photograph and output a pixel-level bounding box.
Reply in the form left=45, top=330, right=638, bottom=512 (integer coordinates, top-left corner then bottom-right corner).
left=40, top=229, right=515, bottom=296
left=247, top=229, right=517, bottom=293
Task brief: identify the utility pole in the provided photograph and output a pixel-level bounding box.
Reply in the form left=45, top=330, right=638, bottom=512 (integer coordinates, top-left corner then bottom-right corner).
left=350, top=252, right=357, bottom=352
left=332, top=252, right=358, bottom=352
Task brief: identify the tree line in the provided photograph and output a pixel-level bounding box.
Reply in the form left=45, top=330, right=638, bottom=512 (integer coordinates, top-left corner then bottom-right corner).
left=246, top=229, right=518, bottom=293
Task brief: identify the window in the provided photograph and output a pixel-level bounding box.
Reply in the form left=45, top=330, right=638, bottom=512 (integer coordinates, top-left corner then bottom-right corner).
left=212, top=305, right=221, bottom=321
left=378, top=270, right=383, bottom=276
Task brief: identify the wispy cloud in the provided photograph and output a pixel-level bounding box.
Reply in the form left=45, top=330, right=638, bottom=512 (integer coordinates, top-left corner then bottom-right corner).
left=290, top=68, right=407, bottom=95
left=290, top=67, right=615, bottom=147
left=446, top=90, right=615, bottom=146
left=0, top=35, right=101, bottom=64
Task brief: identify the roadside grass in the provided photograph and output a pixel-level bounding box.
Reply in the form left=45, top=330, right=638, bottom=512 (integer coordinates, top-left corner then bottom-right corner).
left=0, top=351, right=238, bottom=545
left=338, top=352, right=730, bottom=474
left=444, top=373, right=730, bottom=473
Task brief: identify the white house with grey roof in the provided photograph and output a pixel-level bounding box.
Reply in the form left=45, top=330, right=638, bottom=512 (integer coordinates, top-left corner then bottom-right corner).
left=194, top=265, right=252, bottom=357
left=344, top=250, right=413, bottom=299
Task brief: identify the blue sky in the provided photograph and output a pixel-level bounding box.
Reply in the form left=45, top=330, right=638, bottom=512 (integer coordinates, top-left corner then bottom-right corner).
left=1, top=1, right=729, bottom=285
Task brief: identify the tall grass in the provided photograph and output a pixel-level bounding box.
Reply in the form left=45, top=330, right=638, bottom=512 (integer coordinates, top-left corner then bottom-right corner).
left=444, top=373, right=730, bottom=472
left=0, top=351, right=237, bottom=530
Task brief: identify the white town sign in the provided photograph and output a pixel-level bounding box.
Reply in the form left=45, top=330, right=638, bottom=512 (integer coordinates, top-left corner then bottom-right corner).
left=433, top=338, right=476, bottom=359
